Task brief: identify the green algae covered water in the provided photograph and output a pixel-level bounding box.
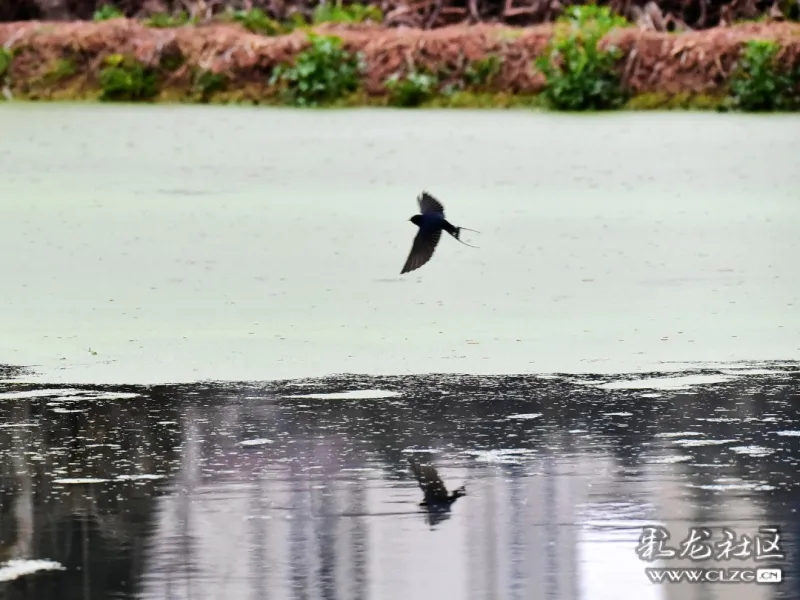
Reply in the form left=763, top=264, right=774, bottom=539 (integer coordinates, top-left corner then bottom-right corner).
left=0, top=105, right=798, bottom=385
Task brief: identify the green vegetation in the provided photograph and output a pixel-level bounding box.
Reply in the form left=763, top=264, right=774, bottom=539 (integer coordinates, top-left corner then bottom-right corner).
left=534, top=5, right=629, bottom=111
left=383, top=56, right=503, bottom=107
left=30, top=57, right=77, bottom=88
left=226, top=8, right=284, bottom=35
left=726, top=39, right=799, bottom=111
left=92, top=4, right=124, bottom=21
left=385, top=70, right=437, bottom=107
left=464, top=55, right=502, bottom=89
left=311, top=2, right=383, bottom=24
left=48, top=58, right=76, bottom=80
left=625, top=91, right=724, bottom=111
left=98, top=54, right=158, bottom=101
left=0, top=47, right=11, bottom=82
left=144, top=11, right=196, bottom=28
left=269, top=33, right=363, bottom=106
left=5, top=10, right=800, bottom=112
left=192, top=68, right=227, bottom=102
left=221, top=3, right=381, bottom=36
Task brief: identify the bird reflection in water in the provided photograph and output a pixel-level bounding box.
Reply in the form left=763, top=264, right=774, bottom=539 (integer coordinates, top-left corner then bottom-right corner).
left=408, top=458, right=466, bottom=528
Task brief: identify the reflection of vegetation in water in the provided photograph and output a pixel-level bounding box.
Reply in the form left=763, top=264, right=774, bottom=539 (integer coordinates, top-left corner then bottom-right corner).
left=1, top=369, right=799, bottom=595
left=727, top=39, right=799, bottom=111
left=269, top=33, right=364, bottom=106
left=534, top=5, right=629, bottom=111
left=0, top=385, right=185, bottom=598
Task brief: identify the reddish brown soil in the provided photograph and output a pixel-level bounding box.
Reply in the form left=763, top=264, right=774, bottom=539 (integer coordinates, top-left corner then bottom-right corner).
left=1, top=19, right=799, bottom=99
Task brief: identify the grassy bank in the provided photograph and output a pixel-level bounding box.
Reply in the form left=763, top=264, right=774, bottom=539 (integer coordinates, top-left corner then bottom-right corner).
left=1, top=7, right=799, bottom=110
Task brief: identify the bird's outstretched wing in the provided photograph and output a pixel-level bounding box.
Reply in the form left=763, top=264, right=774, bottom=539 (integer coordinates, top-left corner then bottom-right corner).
left=409, top=459, right=449, bottom=499
left=400, top=227, right=442, bottom=274
left=418, top=191, right=445, bottom=216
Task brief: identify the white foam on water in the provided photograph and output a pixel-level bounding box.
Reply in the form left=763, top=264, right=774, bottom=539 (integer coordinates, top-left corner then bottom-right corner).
left=506, top=413, right=543, bottom=420
left=115, top=474, right=166, bottom=481
left=0, top=389, right=141, bottom=401
left=655, top=431, right=704, bottom=438
left=605, top=412, right=633, bottom=417
left=719, top=368, right=782, bottom=375
left=53, top=478, right=111, bottom=484
left=284, top=389, right=401, bottom=400
left=687, top=482, right=776, bottom=491
left=0, top=389, right=82, bottom=400
left=464, top=448, right=536, bottom=464
left=596, top=374, right=738, bottom=390
left=87, top=391, right=142, bottom=400
left=671, top=439, right=737, bottom=447
left=0, top=423, right=39, bottom=428
left=240, top=438, right=273, bottom=447
left=647, top=455, right=694, bottom=464
left=0, top=559, right=65, bottom=581
left=729, top=445, right=774, bottom=457
left=402, top=448, right=441, bottom=453
left=775, top=430, right=800, bottom=437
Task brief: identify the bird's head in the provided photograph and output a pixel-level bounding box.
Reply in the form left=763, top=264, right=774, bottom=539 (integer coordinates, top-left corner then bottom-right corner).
left=409, top=215, right=423, bottom=226
left=451, top=486, right=466, bottom=501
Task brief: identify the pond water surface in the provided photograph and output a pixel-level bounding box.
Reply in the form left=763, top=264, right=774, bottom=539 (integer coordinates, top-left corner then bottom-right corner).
left=0, top=106, right=799, bottom=599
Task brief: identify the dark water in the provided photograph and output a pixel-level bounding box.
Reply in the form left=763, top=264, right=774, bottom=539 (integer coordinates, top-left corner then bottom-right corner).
left=1, top=364, right=800, bottom=600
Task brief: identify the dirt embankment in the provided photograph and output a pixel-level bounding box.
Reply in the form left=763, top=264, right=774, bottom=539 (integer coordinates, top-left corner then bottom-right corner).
left=1, top=19, right=800, bottom=104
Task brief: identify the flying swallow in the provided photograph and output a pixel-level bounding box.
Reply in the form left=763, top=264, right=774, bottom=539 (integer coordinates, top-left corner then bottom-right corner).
left=400, top=191, right=479, bottom=275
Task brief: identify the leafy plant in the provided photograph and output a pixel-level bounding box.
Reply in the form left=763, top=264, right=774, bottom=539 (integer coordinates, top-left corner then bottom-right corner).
left=385, top=70, right=437, bottom=107
left=312, top=1, right=383, bottom=24
left=464, top=55, right=502, bottom=89
left=727, top=39, right=799, bottom=111
left=269, top=34, right=363, bottom=106
left=98, top=54, right=159, bottom=101
left=227, top=8, right=283, bottom=35
left=93, top=4, right=124, bottom=21
left=534, top=4, right=628, bottom=111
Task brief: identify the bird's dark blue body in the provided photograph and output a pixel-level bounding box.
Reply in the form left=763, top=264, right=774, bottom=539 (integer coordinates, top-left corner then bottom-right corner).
left=401, top=192, right=476, bottom=275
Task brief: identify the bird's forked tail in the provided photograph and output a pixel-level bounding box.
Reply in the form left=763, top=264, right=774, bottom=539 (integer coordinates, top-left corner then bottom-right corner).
left=453, top=226, right=480, bottom=248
